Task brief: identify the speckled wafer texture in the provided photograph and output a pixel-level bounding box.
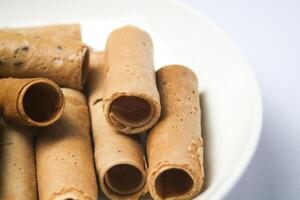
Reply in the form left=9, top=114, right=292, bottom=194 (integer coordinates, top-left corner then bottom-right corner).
left=0, top=125, right=37, bottom=200
left=86, top=51, right=105, bottom=105
left=103, top=26, right=161, bottom=134
left=87, top=52, right=148, bottom=200
left=0, top=30, right=88, bottom=90
left=147, top=65, right=204, bottom=200
left=36, top=88, right=98, bottom=200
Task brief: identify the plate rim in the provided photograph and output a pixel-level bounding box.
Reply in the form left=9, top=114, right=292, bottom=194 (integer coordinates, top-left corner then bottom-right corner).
left=169, top=0, right=263, bottom=199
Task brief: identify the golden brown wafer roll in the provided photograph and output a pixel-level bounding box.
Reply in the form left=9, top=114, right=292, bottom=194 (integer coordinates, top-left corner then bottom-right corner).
left=36, top=88, right=97, bottom=200
left=0, top=30, right=89, bottom=90
left=103, top=26, right=161, bottom=134
left=0, top=124, right=37, bottom=200
left=0, top=78, right=64, bottom=127
left=86, top=51, right=105, bottom=104
left=10, top=23, right=82, bottom=40
left=87, top=52, right=147, bottom=200
left=147, top=65, right=204, bottom=200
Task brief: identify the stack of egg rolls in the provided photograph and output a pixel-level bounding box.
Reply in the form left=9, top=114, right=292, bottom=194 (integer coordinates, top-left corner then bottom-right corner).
left=0, top=23, right=98, bottom=200
left=88, top=51, right=148, bottom=199
left=0, top=23, right=205, bottom=200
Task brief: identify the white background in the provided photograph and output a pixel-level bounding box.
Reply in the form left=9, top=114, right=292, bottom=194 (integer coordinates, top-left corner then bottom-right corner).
left=181, top=0, right=300, bottom=199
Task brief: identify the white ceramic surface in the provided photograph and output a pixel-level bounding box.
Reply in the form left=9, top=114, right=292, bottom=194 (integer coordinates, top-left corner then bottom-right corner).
left=0, top=0, right=263, bottom=199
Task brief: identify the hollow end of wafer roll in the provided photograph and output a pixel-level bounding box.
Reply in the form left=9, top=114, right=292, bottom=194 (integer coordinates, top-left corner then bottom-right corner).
left=18, top=79, right=64, bottom=126
left=149, top=165, right=199, bottom=200
left=110, top=96, right=152, bottom=127
left=106, top=94, right=159, bottom=134
left=103, top=163, right=146, bottom=196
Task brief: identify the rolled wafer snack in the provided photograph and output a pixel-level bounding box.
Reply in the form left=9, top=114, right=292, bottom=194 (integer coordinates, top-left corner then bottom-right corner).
left=10, top=23, right=82, bottom=40
left=0, top=30, right=89, bottom=90
left=87, top=51, right=105, bottom=105
left=103, top=26, right=161, bottom=134
left=36, top=88, right=98, bottom=200
left=0, top=78, right=64, bottom=127
left=0, top=124, right=37, bottom=200
left=87, top=52, right=147, bottom=199
left=147, top=65, right=204, bottom=200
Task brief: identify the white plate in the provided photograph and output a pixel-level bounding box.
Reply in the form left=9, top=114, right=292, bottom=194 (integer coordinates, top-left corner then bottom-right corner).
left=0, top=0, right=263, bottom=199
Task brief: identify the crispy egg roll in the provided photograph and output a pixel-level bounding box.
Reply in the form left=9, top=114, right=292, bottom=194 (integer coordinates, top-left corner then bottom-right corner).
left=0, top=78, right=64, bottom=127
left=10, top=23, right=82, bottom=40
left=36, top=88, right=98, bottom=200
left=147, top=65, right=204, bottom=200
left=103, top=26, right=161, bottom=134
left=0, top=124, right=37, bottom=200
left=0, top=30, right=89, bottom=90
left=87, top=51, right=105, bottom=105
left=87, top=52, right=147, bottom=199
